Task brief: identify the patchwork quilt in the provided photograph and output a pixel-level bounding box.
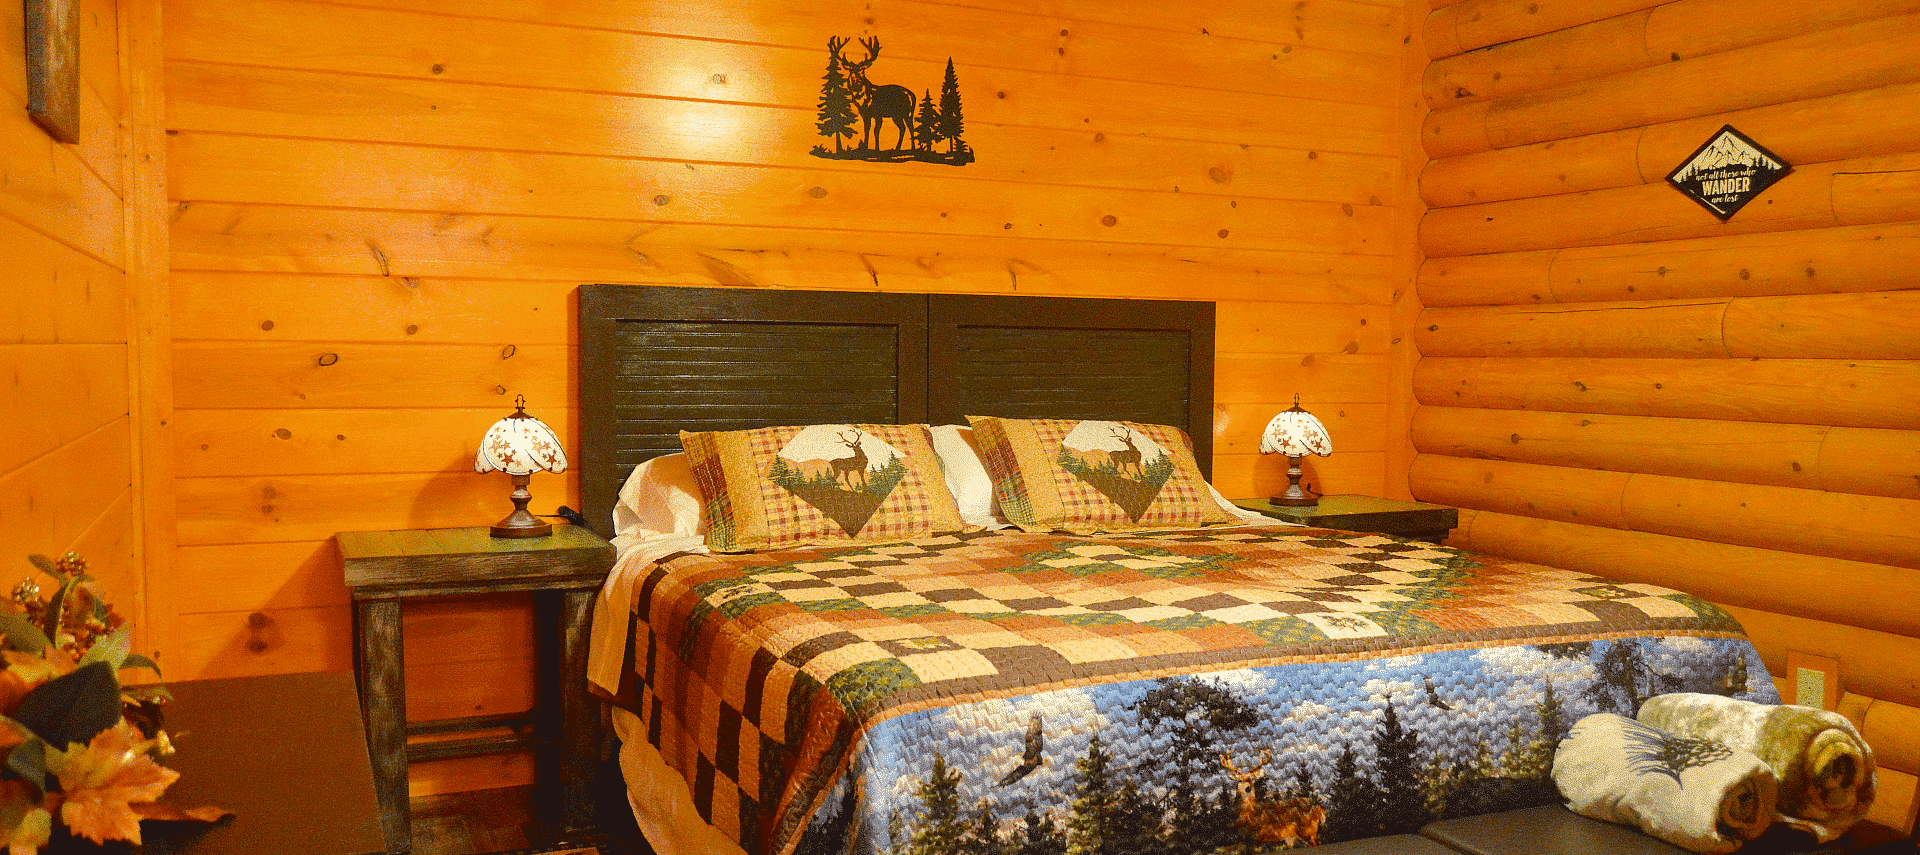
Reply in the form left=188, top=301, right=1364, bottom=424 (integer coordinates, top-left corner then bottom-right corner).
left=600, top=527, right=1778, bottom=855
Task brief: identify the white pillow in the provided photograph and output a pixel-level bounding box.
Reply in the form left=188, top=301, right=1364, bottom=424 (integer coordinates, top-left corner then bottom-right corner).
left=612, top=452, right=706, bottom=539
left=926, top=425, right=1008, bottom=530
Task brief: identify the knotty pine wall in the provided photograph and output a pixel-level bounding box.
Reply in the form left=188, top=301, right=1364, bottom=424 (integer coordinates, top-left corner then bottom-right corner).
left=1413, top=0, right=1920, bottom=709
left=2, top=0, right=165, bottom=656
left=159, top=0, right=1424, bottom=792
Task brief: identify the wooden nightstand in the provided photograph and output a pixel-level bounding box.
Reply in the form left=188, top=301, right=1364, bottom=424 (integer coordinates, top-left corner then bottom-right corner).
left=337, top=525, right=614, bottom=853
left=1232, top=494, right=1459, bottom=543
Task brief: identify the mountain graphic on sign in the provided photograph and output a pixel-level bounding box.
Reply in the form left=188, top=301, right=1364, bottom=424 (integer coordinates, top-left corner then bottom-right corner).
left=767, top=426, right=908, bottom=536
left=1670, top=132, right=1781, bottom=182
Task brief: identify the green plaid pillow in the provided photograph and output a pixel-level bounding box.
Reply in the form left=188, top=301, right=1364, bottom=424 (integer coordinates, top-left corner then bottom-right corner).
left=966, top=416, right=1236, bottom=533
left=681, top=423, right=972, bottom=551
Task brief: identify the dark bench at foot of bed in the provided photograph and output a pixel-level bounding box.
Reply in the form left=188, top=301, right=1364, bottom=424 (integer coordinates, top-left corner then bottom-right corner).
left=1419, top=804, right=1914, bottom=855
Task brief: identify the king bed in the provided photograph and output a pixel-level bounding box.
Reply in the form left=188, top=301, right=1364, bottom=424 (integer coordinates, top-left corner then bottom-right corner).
left=573, top=284, right=1779, bottom=855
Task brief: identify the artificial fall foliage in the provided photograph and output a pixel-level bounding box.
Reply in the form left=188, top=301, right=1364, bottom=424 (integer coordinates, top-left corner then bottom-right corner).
left=0, top=554, right=227, bottom=851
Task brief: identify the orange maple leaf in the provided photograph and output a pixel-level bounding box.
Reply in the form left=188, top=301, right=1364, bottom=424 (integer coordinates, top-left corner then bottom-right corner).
left=46, top=722, right=178, bottom=846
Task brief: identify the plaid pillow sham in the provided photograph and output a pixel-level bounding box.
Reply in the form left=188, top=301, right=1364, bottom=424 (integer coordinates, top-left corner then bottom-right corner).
left=680, top=423, right=972, bottom=551
left=965, top=416, right=1237, bottom=534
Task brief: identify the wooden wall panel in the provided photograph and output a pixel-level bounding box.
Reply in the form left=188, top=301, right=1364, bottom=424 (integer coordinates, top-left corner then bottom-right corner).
left=0, top=0, right=138, bottom=624
left=169, top=206, right=1395, bottom=304
left=159, top=0, right=1422, bottom=794
left=1415, top=3, right=1920, bottom=718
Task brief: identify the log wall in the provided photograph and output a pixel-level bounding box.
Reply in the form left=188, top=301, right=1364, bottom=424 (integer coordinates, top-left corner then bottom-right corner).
left=160, top=0, right=1423, bottom=792
left=1414, top=0, right=1920, bottom=709
left=0, top=0, right=152, bottom=645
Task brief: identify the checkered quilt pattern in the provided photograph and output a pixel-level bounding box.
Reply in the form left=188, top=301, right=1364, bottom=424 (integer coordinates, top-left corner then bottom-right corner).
left=605, top=527, right=1768, bottom=855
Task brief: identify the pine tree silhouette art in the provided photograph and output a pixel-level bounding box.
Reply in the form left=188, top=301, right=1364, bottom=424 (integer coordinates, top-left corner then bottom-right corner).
left=811, top=37, right=974, bottom=165
left=814, top=42, right=857, bottom=154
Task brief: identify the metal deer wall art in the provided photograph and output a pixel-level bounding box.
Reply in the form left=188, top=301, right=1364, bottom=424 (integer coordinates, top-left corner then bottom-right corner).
left=813, top=36, right=975, bottom=166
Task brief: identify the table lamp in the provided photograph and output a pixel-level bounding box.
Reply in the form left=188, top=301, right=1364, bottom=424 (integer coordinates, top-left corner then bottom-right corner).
left=1259, top=395, right=1332, bottom=507
left=474, top=395, right=568, bottom=537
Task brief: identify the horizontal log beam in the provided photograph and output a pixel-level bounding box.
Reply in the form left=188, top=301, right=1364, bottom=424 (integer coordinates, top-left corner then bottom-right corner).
left=1417, top=222, right=1920, bottom=307
left=1424, top=0, right=1920, bottom=109
left=1444, top=508, right=1920, bottom=638
left=1818, top=426, right=1920, bottom=501
left=1424, top=0, right=1664, bottom=59
left=1414, top=407, right=1920, bottom=502
left=1840, top=693, right=1920, bottom=779
left=1421, top=13, right=1920, bottom=157
left=1417, top=299, right=1730, bottom=358
left=1720, top=602, right=1920, bottom=714
left=1410, top=407, right=1828, bottom=492
left=1422, top=80, right=1920, bottom=208
left=1418, top=291, right=1920, bottom=359
left=1417, top=455, right=1920, bottom=568
left=1412, top=453, right=1629, bottom=528
left=1421, top=152, right=1920, bottom=257
left=1414, top=357, right=1920, bottom=430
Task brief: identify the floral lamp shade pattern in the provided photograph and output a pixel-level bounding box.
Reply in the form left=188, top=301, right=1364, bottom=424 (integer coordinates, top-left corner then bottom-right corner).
left=474, top=398, right=568, bottom=475
left=1260, top=404, right=1332, bottom=458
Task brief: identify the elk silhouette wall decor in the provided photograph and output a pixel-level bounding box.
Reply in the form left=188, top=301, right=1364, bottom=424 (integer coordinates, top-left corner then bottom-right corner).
left=813, top=36, right=974, bottom=166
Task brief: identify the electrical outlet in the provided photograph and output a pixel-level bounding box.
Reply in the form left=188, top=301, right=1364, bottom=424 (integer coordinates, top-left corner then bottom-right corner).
left=1786, top=651, right=1840, bottom=710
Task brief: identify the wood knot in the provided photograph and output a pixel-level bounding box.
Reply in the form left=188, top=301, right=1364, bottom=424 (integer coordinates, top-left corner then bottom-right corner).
left=245, top=612, right=276, bottom=653
left=652, top=195, right=671, bottom=206
left=316, top=352, right=339, bottom=366
left=260, top=320, right=275, bottom=331
left=807, top=186, right=828, bottom=198
left=1101, top=215, right=1118, bottom=227
left=274, top=428, right=292, bottom=440
left=500, top=344, right=517, bottom=359
left=1217, top=229, right=1230, bottom=239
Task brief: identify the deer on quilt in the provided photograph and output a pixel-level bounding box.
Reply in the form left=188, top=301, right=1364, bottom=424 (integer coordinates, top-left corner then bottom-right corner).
left=1221, top=749, right=1326, bottom=848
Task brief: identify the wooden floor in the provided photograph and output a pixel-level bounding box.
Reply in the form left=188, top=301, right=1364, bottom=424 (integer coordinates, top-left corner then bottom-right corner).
left=409, top=784, right=650, bottom=855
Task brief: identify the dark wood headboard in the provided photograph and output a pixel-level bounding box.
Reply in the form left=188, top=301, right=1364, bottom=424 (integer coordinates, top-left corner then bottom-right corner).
left=577, top=285, right=1214, bottom=539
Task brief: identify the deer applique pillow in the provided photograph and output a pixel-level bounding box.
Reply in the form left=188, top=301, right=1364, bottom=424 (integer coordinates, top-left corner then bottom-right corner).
left=965, top=416, right=1238, bottom=534
left=679, top=423, right=972, bottom=552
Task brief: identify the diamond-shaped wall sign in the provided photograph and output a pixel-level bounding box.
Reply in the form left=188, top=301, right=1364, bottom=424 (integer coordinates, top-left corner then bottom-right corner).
left=1666, top=125, right=1792, bottom=221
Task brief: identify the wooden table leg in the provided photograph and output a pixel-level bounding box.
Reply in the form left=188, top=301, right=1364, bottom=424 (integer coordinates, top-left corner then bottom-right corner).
left=558, top=587, right=600, bottom=835
left=356, top=597, right=411, bottom=854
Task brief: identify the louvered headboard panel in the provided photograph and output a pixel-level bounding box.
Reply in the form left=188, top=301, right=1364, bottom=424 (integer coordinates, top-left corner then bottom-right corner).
left=578, top=287, right=928, bottom=538
left=577, top=285, right=1213, bottom=540
left=927, top=294, right=1214, bottom=475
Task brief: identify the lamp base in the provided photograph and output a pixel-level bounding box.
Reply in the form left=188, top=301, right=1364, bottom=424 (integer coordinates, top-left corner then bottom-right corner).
left=1270, top=453, right=1319, bottom=506
left=490, top=472, right=552, bottom=538
left=490, top=507, right=553, bottom=538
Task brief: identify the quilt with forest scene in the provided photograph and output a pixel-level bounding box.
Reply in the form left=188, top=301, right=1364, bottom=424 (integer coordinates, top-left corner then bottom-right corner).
left=598, top=526, right=1779, bottom=855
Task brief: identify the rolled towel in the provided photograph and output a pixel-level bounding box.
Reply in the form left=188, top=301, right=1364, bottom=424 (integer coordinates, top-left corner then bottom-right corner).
left=1638, top=692, right=1875, bottom=842
left=1553, top=713, right=1777, bottom=854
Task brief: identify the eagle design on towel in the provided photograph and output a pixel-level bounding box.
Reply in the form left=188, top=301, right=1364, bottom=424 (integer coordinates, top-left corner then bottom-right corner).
left=1619, top=717, right=1734, bottom=786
